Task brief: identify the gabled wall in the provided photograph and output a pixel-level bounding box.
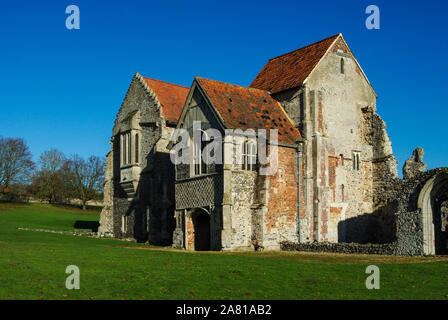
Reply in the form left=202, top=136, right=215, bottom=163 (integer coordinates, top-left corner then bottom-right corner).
left=98, top=75, right=176, bottom=244
left=172, top=84, right=303, bottom=251
left=173, top=86, right=225, bottom=251
left=273, top=37, right=398, bottom=243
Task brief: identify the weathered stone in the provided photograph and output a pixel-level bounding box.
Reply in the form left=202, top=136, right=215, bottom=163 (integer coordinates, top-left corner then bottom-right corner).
left=98, top=73, right=189, bottom=245
left=403, top=147, right=427, bottom=179
left=99, top=35, right=448, bottom=256
left=280, top=241, right=396, bottom=255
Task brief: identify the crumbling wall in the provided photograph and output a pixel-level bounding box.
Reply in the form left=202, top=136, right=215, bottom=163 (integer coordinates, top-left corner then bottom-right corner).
left=360, top=107, right=399, bottom=244
left=98, top=151, right=114, bottom=237
left=281, top=168, right=448, bottom=256
left=364, top=110, right=399, bottom=211
left=403, top=147, right=427, bottom=179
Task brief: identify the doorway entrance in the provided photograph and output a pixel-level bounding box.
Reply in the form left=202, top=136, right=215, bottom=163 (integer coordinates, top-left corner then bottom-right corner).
left=191, top=208, right=210, bottom=251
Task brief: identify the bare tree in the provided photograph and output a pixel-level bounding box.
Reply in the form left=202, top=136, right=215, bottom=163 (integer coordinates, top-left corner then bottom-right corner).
left=63, top=154, right=105, bottom=210
left=32, top=149, right=67, bottom=203
left=0, top=136, right=35, bottom=193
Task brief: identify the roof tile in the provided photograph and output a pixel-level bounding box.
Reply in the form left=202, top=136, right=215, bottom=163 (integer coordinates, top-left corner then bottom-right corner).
left=143, top=77, right=189, bottom=123
left=250, top=34, right=339, bottom=94
left=196, top=77, right=302, bottom=144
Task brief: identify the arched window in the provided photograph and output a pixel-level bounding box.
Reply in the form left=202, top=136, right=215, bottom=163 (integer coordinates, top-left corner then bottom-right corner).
left=119, top=111, right=141, bottom=167
left=120, top=131, right=132, bottom=166
left=241, top=139, right=257, bottom=171
left=340, top=58, right=345, bottom=74
left=127, top=132, right=131, bottom=164
left=135, top=133, right=139, bottom=163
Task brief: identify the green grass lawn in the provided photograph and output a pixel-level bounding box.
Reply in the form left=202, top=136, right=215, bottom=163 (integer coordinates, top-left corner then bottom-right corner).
left=0, top=202, right=447, bottom=300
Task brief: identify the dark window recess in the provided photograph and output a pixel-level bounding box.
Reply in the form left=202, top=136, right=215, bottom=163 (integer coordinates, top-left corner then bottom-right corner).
left=135, top=133, right=139, bottom=163
left=352, top=152, right=360, bottom=170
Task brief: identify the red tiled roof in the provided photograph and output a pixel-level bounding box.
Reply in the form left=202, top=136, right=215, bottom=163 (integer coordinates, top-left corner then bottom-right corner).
left=250, top=34, right=340, bottom=94
left=196, top=77, right=302, bottom=144
left=142, top=77, right=189, bottom=123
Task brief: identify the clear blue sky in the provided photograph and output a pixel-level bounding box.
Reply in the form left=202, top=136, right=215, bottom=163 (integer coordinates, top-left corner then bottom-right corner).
left=0, top=0, right=446, bottom=175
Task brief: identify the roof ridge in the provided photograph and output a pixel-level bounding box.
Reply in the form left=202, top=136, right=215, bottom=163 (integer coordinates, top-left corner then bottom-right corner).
left=268, top=33, right=340, bottom=61
left=196, top=76, right=271, bottom=94
left=142, top=75, right=189, bottom=89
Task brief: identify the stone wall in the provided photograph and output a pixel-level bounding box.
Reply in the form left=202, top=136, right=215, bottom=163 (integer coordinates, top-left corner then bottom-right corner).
left=280, top=167, right=448, bottom=256
left=98, top=74, right=176, bottom=244
left=392, top=168, right=448, bottom=255
left=229, top=170, right=257, bottom=250
left=281, top=241, right=396, bottom=255
left=225, top=141, right=302, bottom=251
left=263, top=146, right=300, bottom=249
left=272, top=37, right=398, bottom=245
left=403, top=147, right=427, bottom=179
left=98, top=151, right=114, bottom=237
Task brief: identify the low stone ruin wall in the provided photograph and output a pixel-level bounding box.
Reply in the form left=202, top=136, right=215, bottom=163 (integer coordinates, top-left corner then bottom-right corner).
left=280, top=241, right=396, bottom=255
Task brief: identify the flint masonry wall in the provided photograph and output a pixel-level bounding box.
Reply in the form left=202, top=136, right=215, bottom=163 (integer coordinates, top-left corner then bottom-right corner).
left=393, top=168, right=448, bottom=255
left=229, top=170, right=257, bottom=249
left=227, top=143, right=302, bottom=251
left=281, top=241, right=396, bottom=255
left=283, top=168, right=448, bottom=256
left=223, top=135, right=258, bottom=251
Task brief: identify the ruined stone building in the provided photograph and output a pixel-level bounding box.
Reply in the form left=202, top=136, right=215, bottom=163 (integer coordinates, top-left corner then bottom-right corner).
left=98, top=34, right=448, bottom=255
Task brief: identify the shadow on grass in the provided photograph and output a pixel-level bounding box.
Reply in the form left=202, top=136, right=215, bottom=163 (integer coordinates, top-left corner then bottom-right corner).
left=74, top=221, right=100, bottom=232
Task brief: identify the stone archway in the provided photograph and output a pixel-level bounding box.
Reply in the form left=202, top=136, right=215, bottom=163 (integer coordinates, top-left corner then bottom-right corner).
left=418, top=172, right=448, bottom=255
left=191, top=208, right=211, bottom=251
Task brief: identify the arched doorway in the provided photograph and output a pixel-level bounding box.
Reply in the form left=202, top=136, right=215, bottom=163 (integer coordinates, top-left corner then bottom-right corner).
left=191, top=208, right=210, bottom=251
left=418, top=172, right=448, bottom=255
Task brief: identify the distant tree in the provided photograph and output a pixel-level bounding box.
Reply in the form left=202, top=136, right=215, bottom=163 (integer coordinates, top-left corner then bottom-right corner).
left=62, top=154, right=105, bottom=210
left=0, top=137, right=35, bottom=193
left=32, top=149, right=67, bottom=203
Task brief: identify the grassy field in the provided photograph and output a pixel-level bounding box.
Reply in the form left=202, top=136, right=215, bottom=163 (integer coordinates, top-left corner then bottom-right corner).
left=0, top=202, right=447, bottom=300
